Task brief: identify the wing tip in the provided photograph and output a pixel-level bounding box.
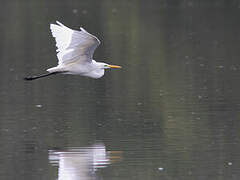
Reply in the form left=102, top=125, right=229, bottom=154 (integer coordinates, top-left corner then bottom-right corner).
left=80, top=27, right=87, bottom=32
left=80, top=27, right=101, bottom=44
left=50, top=20, right=61, bottom=29
left=49, top=21, right=67, bottom=29
left=51, top=22, right=86, bottom=33
left=56, top=21, right=64, bottom=26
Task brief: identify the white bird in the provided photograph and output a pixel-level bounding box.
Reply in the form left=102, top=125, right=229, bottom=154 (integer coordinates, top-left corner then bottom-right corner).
left=24, top=21, right=121, bottom=81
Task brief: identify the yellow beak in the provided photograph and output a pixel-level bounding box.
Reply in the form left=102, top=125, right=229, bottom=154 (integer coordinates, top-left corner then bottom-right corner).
left=107, top=65, right=122, bottom=69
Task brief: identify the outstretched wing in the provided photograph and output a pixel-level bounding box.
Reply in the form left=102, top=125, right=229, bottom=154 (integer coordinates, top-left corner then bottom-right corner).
left=50, top=21, right=100, bottom=65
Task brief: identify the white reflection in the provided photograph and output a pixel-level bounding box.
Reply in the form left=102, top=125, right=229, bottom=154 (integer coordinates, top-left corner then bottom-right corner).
left=49, top=143, right=121, bottom=180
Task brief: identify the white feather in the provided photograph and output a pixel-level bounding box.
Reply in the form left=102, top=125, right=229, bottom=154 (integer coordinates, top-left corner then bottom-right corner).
left=49, top=21, right=100, bottom=66
left=50, top=21, right=73, bottom=52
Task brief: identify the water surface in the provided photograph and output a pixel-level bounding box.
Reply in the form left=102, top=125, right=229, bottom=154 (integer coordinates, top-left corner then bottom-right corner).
left=1, top=1, right=240, bottom=180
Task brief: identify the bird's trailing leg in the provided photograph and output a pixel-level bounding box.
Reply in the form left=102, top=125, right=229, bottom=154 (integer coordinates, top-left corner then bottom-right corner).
left=24, top=71, right=64, bottom=81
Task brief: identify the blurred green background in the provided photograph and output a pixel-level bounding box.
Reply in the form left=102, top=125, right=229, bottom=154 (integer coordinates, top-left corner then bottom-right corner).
left=1, top=0, right=240, bottom=179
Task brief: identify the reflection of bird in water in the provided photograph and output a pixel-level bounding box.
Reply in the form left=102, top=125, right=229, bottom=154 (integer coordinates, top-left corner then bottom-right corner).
left=24, top=21, right=121, bottom=81
left=49, top=143, right=121, bottom=180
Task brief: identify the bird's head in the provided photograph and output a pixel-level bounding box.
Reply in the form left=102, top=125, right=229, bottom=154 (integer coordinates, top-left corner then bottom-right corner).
left=89, top=61, right=121, bottom=78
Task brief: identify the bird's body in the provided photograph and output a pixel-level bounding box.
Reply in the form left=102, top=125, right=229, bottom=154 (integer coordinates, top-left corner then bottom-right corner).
left=48, top=60, right=105, bottom=78
left=24, top=21, right=121, bottom=81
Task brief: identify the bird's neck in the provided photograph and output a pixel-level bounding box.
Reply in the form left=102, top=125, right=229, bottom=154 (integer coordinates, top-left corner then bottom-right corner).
left=91, top=60, right=104, bottom=69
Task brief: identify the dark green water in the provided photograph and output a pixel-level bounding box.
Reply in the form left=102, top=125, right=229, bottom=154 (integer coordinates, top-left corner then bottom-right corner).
left=1, top=1, right=240, bottom=180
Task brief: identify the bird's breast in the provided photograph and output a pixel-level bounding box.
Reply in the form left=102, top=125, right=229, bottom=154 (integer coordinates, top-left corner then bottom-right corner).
left=63, top=62, right=104, bottom=79
left=84, top=69, right=105, bottom=79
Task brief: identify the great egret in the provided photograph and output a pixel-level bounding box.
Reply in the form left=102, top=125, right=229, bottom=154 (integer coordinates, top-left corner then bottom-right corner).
left=24, top=21, right=121, bottom=81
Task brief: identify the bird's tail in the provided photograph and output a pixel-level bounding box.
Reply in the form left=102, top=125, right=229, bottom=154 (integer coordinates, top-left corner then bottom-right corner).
left=24, top=72, right=62, bottom=81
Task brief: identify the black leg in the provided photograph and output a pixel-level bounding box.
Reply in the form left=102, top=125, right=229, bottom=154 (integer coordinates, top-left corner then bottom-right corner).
left=24, top=72, right=62, bottom=81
